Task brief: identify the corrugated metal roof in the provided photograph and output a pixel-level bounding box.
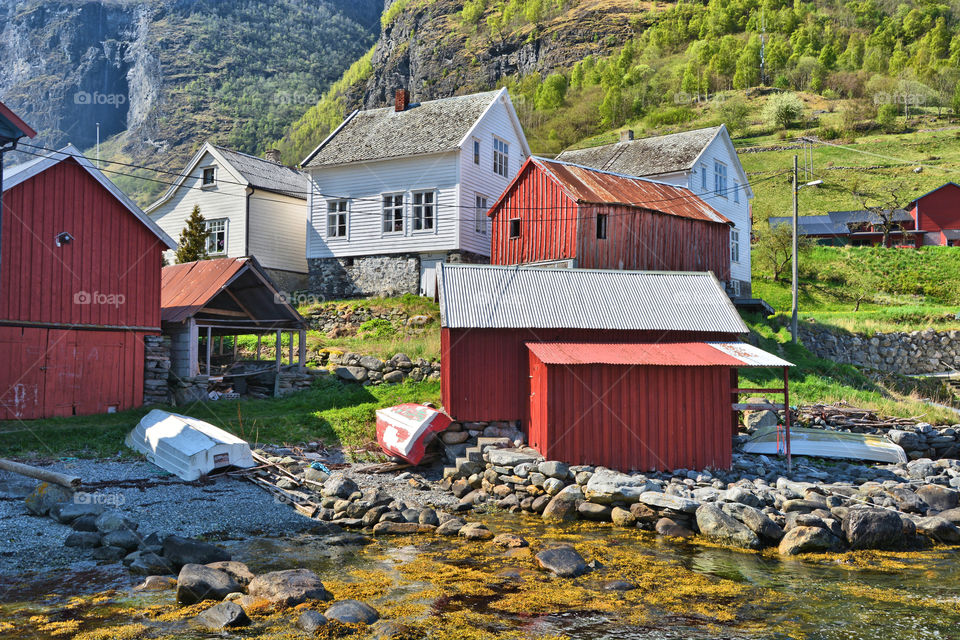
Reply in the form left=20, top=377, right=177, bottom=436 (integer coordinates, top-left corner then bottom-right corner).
left=437, top=263, right=748, bottom=333
left=707, top=341, right=794, bottom=367
left=557, top=126, right=722, bottom=177
left=535, top=157, right=729, bottom=224
left=527, top=342, right=745, bottom=366
left=162, top=257, right=249, bottom=323
left=768, top=215, right=848, bottom=236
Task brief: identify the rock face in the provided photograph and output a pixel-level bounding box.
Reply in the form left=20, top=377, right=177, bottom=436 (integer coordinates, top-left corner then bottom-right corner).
left=247, top=569, right=332, bottom=607
left=536, top=546, right=589, bottom=578
left=541, top=486, right=583, bottom=522
left=778, top=526, right=843, bottom=555
left=176, top=564, right=243, bottom=605
left=163, top=535, right=230, bottom=568
left=324, top=599, right=380, bottom=624
left=195, top=602, right=251, bottom=630
left=695, top=504, right=761, bottom=549
left=842, top=508, right=907, bottom=550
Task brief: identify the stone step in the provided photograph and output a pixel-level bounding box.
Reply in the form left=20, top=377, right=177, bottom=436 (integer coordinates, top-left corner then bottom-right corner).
left=463, top=447, right=484, bottom=463
left=476, top=437, right=511, bottom=449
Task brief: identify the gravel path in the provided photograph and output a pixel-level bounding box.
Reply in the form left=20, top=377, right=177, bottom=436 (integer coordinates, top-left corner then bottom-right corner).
left=0, top=459, right=320, bottom=576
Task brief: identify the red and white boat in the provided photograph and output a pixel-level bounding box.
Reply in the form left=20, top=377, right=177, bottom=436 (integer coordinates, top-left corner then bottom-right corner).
left=375, top=403, right=452, bottom=465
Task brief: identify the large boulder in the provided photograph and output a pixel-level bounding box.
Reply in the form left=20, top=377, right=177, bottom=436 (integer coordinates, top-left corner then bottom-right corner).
left=535, top=546, right=589, bottom=578
left=247, top=569, right=332, bottom=608
left=887, top=429, right=920, bottom=451
left=541, top=486, right=583, bottom=522
left=206, top=561, right=255, bottom=587
left=129, top=552, right=174, bottom=576
left=584, top=471, right=655, bottom=504
left=577, top=502, right=612, bottom=521
left=322, top=474, right=360, bottom=499
left=25, top=483, right=74, bottom=516
left=436, top=517, right=466, bottom=536
left=722, top=503, right=783, bottom=542
left=459, top=522, right=493, bottom=540
left=913, top=516, right=960, bottom=544
left=778, top=526, right=844, bottom=555
left=95, top=510, right=138, bottom=534
left=176, top=564, right=244, bottom=605
left=637, top=491, right=700, bottom=514
left=655, top=517, right=695, bottom=538
left=163, top=535, right=230, bottom=568
left=194, top=602, right=251, bottom=630
left=296, top=611, right=328, bottom=632
left=916, top=485, right=959, bottom=512
left=487, top=448, right=540, bottom=467
left=324, top=599, right=380, bottom=625
left=695, top=504, right=761, bottom=550
left=54, top=502, right=106, bottom=524
left=842, top=508, right=908, bottom=550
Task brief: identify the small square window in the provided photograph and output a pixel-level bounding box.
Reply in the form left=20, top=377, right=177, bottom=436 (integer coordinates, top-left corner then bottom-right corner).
left=202, top=167, right=216, bottom=186
left=596, top=214, right=608, bottom=239
left=473, top=140, right=480, bottom=165
left=508, top=218, right=521, bottom=238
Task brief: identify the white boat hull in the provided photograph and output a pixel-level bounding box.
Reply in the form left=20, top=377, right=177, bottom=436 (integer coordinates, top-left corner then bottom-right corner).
left=742, top=426, right=907, bottom=464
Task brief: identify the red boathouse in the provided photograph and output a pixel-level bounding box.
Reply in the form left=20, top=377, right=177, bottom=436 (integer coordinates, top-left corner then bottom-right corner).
left=488, top=157, right=732, bottom=280
left=437, top=264, right=792, bottom=471
left=0, top=145, right=176, bottom=420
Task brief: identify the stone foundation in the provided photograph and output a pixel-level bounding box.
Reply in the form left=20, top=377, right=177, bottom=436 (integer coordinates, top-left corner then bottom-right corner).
left=143, top=335, right=171, bottom=405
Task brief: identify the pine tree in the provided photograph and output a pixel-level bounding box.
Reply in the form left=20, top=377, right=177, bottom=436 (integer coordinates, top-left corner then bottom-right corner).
left=175, top=205, right=210, bottom=264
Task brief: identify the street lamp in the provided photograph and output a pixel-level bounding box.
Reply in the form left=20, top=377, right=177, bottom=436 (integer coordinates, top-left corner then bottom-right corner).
left=791, top=154, right=822, bottom=343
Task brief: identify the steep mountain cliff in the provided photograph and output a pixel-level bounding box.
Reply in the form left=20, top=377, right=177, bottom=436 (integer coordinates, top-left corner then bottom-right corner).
left=0, top=0, right=381, bottom=200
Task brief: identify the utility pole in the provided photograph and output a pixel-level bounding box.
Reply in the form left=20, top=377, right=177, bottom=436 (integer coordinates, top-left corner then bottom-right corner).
left=791, top=155, right=799, bottom=343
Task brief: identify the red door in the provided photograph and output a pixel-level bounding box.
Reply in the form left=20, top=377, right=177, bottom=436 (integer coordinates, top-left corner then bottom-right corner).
left=44, top=330, right=81, bottom=417
left=0, top=327, right=47, bottom=420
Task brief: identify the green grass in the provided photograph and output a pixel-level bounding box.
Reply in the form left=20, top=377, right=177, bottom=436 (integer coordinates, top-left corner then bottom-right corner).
left=741, top=319, right=958, bottom=424
left=0, top=377, right=440, bottom=460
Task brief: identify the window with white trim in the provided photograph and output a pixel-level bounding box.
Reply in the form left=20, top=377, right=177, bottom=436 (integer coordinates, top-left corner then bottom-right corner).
left=493, top=137, right=509, bottom=177
left=714, top=161, right=727, bottom=197
left=202, top=167, right=216, bottom=186
left=412, top=190, right=435, bottom=231
left=700, top=164, right=707, bottom=191
left=731, top=228, right=740, bottom=263
left=733, top=181, right=740, bottom=203
left=473, top=139, right=480, bottom=164
left=327, top=200, right=348, bottom=238
left=475, top=195, right=488, bottom=234
left=382, top=194, right=404, bottom=233
left=205, top=218, right=227, bottom=255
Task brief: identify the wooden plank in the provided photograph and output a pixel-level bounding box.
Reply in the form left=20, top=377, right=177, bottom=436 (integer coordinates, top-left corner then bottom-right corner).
left=733, top=403, right=785, bottom=411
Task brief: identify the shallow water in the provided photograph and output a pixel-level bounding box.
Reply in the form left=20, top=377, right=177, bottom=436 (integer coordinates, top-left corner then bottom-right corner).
left=2, top=512, right=959, bottom=640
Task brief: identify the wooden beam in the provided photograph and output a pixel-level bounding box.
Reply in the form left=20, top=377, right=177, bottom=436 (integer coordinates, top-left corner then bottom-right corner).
left=222, top=288, right=259, bottom=324
left=200, top=307, right=248, bottom=318
left=256, top=334, right=262, bottom=360
left=298, top=330, right=306, bottom=372
left=0, top=459, right=81, bottom=488
left=288, top=331, right=294, bottom=365
left=206, top=326, right=212, bottom=375
left=733, top=403, right=785, bottom=411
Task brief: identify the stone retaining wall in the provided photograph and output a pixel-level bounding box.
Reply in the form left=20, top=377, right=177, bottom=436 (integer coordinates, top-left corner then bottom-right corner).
left=304, top=305, right=433, bottom=335
left=319, top=351, right=440, bottom=385
left=143, top=335, right=171, bottom=405
left=800, top=325, right=960, bottom=374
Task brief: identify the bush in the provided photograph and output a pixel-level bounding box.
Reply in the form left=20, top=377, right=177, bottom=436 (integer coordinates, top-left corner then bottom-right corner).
left=762, top=92, right=804, bottom=130
left=645, top=106, right=694, bottom=127
left=357, top=318, right=396, bottom=339
left=876, top=103, right=899, bottom=131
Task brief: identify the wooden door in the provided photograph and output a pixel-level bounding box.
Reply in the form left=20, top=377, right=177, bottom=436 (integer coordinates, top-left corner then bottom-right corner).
left=0, top=327, right=47, bottom=420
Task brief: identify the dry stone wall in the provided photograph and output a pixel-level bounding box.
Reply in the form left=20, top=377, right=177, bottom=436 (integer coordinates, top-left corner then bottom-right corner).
left=800, top=325, right=960, bottom=374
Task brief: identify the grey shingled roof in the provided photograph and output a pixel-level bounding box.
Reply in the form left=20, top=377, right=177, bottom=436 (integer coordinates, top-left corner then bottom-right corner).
left=212, top=145, right=308, bottom=200
left=302, top=91, right=501, bottom=168
left=556, top=126, right=722, bottom=177
left=436, top=263, right=747, bottom=334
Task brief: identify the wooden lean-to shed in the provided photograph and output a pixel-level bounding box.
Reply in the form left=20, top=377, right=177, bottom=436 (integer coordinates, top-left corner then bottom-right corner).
left=0, top=145, right=176, bottom=420
left=437, top=263, right=793, bottom=471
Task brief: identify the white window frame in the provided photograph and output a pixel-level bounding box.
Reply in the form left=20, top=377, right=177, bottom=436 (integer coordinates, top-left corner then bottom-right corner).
left=700, top=164, right=707, bottom=191
left=733, top=181, right=740, bottom=203
left=493, top=137, right=509, bottom=177
left=714, top=160, right=728, bottom=198
left=381, top=193, right=404, bottom=235
left=201, top=166, right=216, bottom=188
left=205, top=218, right=228, bottom=255
left=411, top=190, right=437, bottom=233
left=326, top=199, right=348, bottom=239
left=475, top=194, right=489, bottom=234
left=731, top=227, right=740, bottom=263
left=730, top=279, right=741, bottom=297
left=473, top=139, right=481, bottom=165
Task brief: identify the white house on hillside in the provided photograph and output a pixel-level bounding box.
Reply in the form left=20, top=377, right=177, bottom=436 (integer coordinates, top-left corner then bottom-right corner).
left=301, top=88, right=531, bottom=298
left=558, top=125, right=753, bottom=297
left=147, top=142, right=309, bottom=291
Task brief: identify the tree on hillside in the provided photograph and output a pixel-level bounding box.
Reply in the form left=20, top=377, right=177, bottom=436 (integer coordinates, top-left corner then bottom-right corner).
left=851, top=179, right=915, bottom=248
left=755, top=222, right=812, bottom=283
left=763, top=92, right=804, bottom=129
left=176, top=205, right=210, bottom=264
left=834, top=256, right=883, bottom=312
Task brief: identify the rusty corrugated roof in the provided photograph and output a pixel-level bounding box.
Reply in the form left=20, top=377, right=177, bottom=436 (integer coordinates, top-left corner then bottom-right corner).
left=535, top=157, right=730, bottom=224
left=527, top=341, right=793, bottom=367
left=161, top=257, right=250, bottom=323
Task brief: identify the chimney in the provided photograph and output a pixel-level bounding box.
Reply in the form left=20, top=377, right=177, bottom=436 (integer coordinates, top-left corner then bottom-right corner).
left=395, top=88, right=409, bottom=112
left=264, top=149, right=282, bottom=164
left=619, top=129, right=634, bottom=143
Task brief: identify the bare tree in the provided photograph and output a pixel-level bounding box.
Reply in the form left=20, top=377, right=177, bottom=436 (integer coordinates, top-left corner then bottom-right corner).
left=756, top=222, right=812, bottom=283
left=850, top=178, right=915, bottom=248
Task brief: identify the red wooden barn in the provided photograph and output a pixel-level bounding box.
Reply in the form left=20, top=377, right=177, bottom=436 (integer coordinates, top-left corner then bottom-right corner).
left=488, top=157, right=732, bottom=280
left=908, top=182, right=960, bottom=246
left=437, top=263, right=792, bottom=471
left=0, top=145, right=176, bottom=420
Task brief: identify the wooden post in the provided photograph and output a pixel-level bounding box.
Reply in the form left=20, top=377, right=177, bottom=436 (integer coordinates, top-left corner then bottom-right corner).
left=0, top=459, right=81, bottom=488
left=205, top=326, right=212, bottom=375
left=274, top=330, right=282, bottom=397
left=783, top=366, right=791, bottom=472
left=218, top=336, right=224, bottom=355
left=232, top=335, right=238, bottom=359
left=288, top=331, right=294, bottom=365
left=256, top=334, right=262, bottom=360
left=298, top=329, right=306, bottom=372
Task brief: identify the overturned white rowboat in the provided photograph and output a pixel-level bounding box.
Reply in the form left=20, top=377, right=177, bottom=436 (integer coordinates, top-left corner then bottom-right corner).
left=742, top=425, right=907, bottom=464
left=125, top=409, right=255, bottom=481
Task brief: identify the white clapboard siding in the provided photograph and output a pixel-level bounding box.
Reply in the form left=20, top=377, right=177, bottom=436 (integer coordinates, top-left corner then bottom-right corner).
left=457, top=94, right=527, bottom=257
left=149, top=151, right=248, bottom=261
left=307, top=152, right=460, bottom=258
left=247, top=192, right=308, bottom=273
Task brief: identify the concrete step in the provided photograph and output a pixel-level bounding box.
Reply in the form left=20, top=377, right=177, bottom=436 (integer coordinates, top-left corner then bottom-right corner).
left=476, top=436, right=511, bottom=449
left=463, top=447, right=484, bottom=463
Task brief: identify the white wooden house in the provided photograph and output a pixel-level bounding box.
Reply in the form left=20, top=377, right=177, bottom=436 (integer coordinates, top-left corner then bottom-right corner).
left=146, top=142, right=309, bottom=292
left=558, top=125, right=753, bottom=297
left=301, top=88, right=531, bottom=298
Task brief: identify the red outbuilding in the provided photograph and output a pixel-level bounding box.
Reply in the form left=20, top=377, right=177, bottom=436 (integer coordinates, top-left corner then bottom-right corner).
left=0, top=145, right=176, bottom=420
left=437, top=263, right=793, bottom=472
left=908, top=182, right=960, bottom=247
left=487, top=157, right=732, bottom=280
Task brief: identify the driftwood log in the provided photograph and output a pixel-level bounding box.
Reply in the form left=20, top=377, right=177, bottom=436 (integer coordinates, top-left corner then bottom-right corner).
left=0, top=458, right=81, bottom=488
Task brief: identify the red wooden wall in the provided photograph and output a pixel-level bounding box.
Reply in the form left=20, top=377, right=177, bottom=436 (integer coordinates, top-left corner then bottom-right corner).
left=0, top=158, right=162, bottom=329
left=527, top=351, right=732, bottom=472
left=912, top=183, right=960, bottom=242
left=441, top=327, right=740, bottom=423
